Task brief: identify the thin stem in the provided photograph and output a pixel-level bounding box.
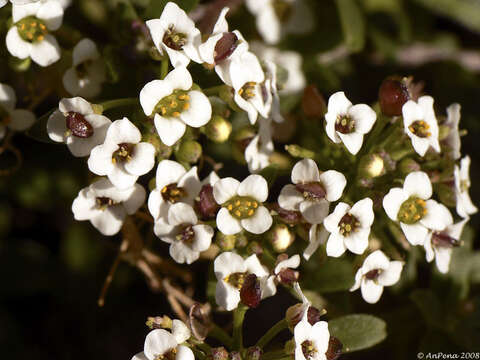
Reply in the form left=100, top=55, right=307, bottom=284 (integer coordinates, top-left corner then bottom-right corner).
left=209, top=323, right=234, bottom=349
left=191, top=348, right=207, bottom=360
left=100, top=98, right=138, bottom=112
left=256, top=319, right=288, bottom=349
left=232, top=304, right=248, bottom=350
left=161, top=57, right=170, bottom=79
left=262, top=350, right=288, bottom=360
left=203, top=85, right=226, bottom=96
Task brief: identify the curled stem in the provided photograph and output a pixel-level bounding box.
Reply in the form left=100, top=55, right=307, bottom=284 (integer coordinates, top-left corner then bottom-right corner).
left=256, top=319, right=288, bottom=349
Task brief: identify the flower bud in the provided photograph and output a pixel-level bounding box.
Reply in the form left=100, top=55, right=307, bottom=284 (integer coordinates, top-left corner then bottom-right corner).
left=240, top=274, right=262, bottom=308
left=175, top=140, right=202, bottom=164
left=196, top=184, right=220, bottom=219
left=209, top=96, right=231, bottom=118
left=268, top=224, right=295, bottom=252
left=271, top=204, right=303, bottom=225
left=215, top=232, right=236, bottom=251
left=212, top=347, right=229, bottom=360
left=398, top=158, right=421, bottom=175
left=285, top=144, right=315, bottom=159
left=205, top=115, right=232, bottom=143
left=378, top=77, right=410, bottom=116
left=285, top=305, right=323, bottom=330
left=146, top=315, right=172, bottom=329
left=245, top=347, right=263, bottom=360
left=9, top=56, right=31, bottom=72
left=277, top=268, right=299, bottom=284
left=229, top=352, right=242, bottom=360
left=302, top=85, right=327, bottom=118
left=359, top=154, right=385, bottom=178
left=326, top=337, right=343, bottom=360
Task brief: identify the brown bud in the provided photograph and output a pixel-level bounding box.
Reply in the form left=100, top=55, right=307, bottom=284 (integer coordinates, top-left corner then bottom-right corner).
left=196, top=184, right=220, bottom=219
left=285, top=304, right=322, bottom=329
left=302, top=85, right=326, bottom=118
left=212, top=347, right=229, bottom=360
left=214, top=32, right=239, bottom=63
left=245, top=347, right=263, bottom=360
left=277, top=268, right=299, bottom=284
left=189, top=303, right=211, bottom=341
left=325, top=336, right=343, bottom=360
left=240, top=273, right=262, bottom=308
left=378, top=77, right=410, bottom=116
left=66, top=112, right=93, bottom=138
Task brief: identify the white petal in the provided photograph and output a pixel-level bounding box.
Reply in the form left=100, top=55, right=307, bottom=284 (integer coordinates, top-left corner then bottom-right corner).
left=144, top=329, right=177, bottom=359
left=154, top=114, right=186, bottom=146
left=71, top=189, right=95, bottom=220
left=109, top=165, right=139, bottom=190
left=326, top=91, right=352, bottom=118
left=294, top=319, right=312, bottom=344
left=424, top=235, right=435, bottom=262
left=434, top=247, right=452, bottom=274
left=0, top=83, right=16, bottom=111
left=124, top=143, right=156, bottom=176
left=420, top=200, right=453, bottom=231
left=326, top=233, right=346, bottom=257
left=311, top=321, right=330, bottom=354
left=240, top=205, right=272, bottom=234
left=191, top=224, right=214, bottom=252
left=131, top=352, right=148, bottom=360
left=337, top=132, right=364, bottom=155
left=214, top=251, right=246, bottom=280
left=299, top=200, right=329, bottom=224
left=244, top=254, right=268, bottom=277
left=46, top=110, right=67, bottom=142
left=278, top=184, right=303, bottom=211
left=323, top=202, right=350, bottom=233
left=255, top=6, right=280, bottom=44
left=215, top=280, right=240, bottom=311
left=122, top=184, right=146, bottom=214
left=37, top=0, right=64, bottom=31
left=319, top=170, right=347, bottom=202
left=164, top=47, right=191, bottom=68
left=213, top=177, right=240, bottom=204
left=350, top=268, right=362, bottom=291
left=382, top=188, right=408, bottom=221
left=172, top=320, right=191, bottom=344
left=400, top=222, right=428, bottom=246
left=59, top=96, right=94, bottom=114
left=348, top=104, right=376, bottom=133
left=170, top=241, right=199, bottom=264
left=155, top=160, right=186, bottom=189
left=178, top=166, right=201, bottom=204
left=274, top=254, right=300, bottom=274
left=168, top=203, right=197, bottom=226
left=140, top=80, right=173, bottom=116
left=291, top=158, right=320, bottom=184
left=349, top=198, right=374, bottom=227
left=360, top=279, right=384, bottom=304
left=304, top=224, right=328, bottom=260
left=237, top=174, right=268, bottom=202
left=6, top=27, right=31, bottom=60
left=403, top=171, right=432, bottom=199
left=106, top=117, right=141, bottom=145
left=378, top=261, right=403, bottom=286
left=87, top=143, right=116, bottom=176
left=12, top=2, right=40, bottom=22
left=344, top=228, right=369, bottom=255
left=362, top=250, right=390, bottom=273
left=216, top=207, right=242, bottom=235
left=164, top=66, right=193, bottom=91
left=148, top=189, right=165, bottom=220
left=9, top=109, right=35, bottom=131
left=175, top=346, right=194, bottom=360
left=180, top=90, right=211, bottom=127
left=90, top=207, right=126, bottom=236
left=145, top=18, right=166, bottom=54
left=30, top=34, right=61, bottom=67
left=154, top=218, right=175, bottom=238
left=72, top=38, right=99, bottom=66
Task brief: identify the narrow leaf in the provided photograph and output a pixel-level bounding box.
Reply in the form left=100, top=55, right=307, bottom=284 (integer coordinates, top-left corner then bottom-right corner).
left=335, top=0, right=366, bottom=52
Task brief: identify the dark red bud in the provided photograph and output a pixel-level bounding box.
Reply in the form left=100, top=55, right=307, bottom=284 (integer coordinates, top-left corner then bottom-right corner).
left=240, top=273, right=261, bottom=308
left=432, top=232, right=460, bottom=248
left=326, top=336, right=343, bottom=360
left=271, top=204, right=303, bottom=225
left=378, top=77, right=410, bottom=116
left=214, top=32, right=238, bottom=63
left=196, top=185, right=220, bottom=219
left=307, top=307, right=322, bottom=325
left=295, top=182, right=326, bottom=200
left=278, top=268, right=299, bottom=284
left=302, top=85, right=327, bottom=118
left=66, top=112, right=94, bottom=138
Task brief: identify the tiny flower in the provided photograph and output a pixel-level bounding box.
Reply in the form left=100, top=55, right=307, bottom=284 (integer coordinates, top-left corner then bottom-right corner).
left=454, top=156, right=477, bottom=218
left=443, top=103, right=461, bottom=160
left=274, top=254, right=300, bottom=284
left=47, top=97, right=111, bottom=157
left=72, top=178, right=146, bottom=236
left=350, top=250, right=403, bottom=304
left=213, top=174, right=273, bottom=235
left=323, top=198, right=374, bottom=257
left=159, top=203, right=214, bottom=264
left=214, top=252, right=276, bottom=310
left=304, top=224, right=329, bottom=261
left=146, top=2, right=202, bottom=68
left=63, top=38, right=106, bottom=98
left=245, top=117, right=274, bottom=173
left=0, top=83, right=35, bottom=139
left=402, top=96, right=440, bottom=156
left=6, top=1, right=63, bottom=67
left=383, top=171, right=452, bottom=246
left=294, top=317, right=330, bottom=360
left=148, top=160, right=201, bottom=235
left=424, top=218, right=468, bottom=274
left=140, top=67, right=212, bottom=146
left=278, top=159, right=347, bottom=224
left=325, top=91, right=377, bottom=155
left=88, top=117, right=156, bottom=190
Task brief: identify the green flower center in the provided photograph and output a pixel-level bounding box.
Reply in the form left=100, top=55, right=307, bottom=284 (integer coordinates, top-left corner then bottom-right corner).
left=339, top=213, right=360, bottom=236
left=224, top=196, right=259, bottom=219
left=163, top=25, right=187, bottom=51
left=408, top=120, right=431, bottom=138
left=16, top=16, right=48, bottom=43
left=335, top=114, right=355, bottom=134
left=397, top=197, right=427, bottom=224
left=112, top=143, right=134, bottom=164
left=239, top=82, right=257, bottom=100
left=154, top=89, right=190, bottom=118
left=224, top=272, right=247, bottom=289
left=273, top=0, right=293, bottom=23
left=301, top=340, right=317, bottom=360
left=95, top=197, right=117, bottom=210
left=161, top=183, right=187, bottom=204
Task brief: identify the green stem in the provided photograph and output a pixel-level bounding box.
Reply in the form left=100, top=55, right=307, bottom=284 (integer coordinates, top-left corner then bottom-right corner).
left=256, top=319, right=288, bottom=349
left=203, top=85, right=226, bottom=96
left=209, top=323, right=234, bottom=349
left=161, top=57, right=170, bottom=79
left=99, top=98, right=138, bottom=112
left=190, top=339, right=212, bottom=354
left=262, top=350, right=288, bottom=360
left=191, top=348, right=207, bottom=360
left=233, top=304, right=248, bottom=350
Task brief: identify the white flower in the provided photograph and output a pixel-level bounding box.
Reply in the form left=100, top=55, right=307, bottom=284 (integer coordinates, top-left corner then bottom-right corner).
left=6, top=1, right=63, bottom=67
left=324, top=198, right=374, bottom=257
left=0, top=0, right=6, bottom=7
left=140, top=67, right=212, bottom=146
left=0, top=83, right=35, bottom=139
left=63, top=38, right=106, bottom=98
left=132, top=322, right=193, bottom=360
left=214, top=252, right=276, bottom=311
left=198, top=7, right=249, bottom=85
left=402, top=96, right=440, bottom=156
left=294, top=317, right=329, bottom=360
left=262, top=59, right=283, bottom=123
left=454, top=156, right=477, bottom=218
left=350, top=250, right=403, bottom=304
left=245, top=117, right=274, bottom=173
left=278, top=159, right=346, bottom=224
left=274, top=254, right=300, bottom=284
left=47, top=97, right=111, bottom=157
left=443, top=103, right=461, bottom=160
left=304, top=224, right=328, bottom=260
left=159, top=203, right=214, bottom=264
left=72, top=178, right=146, bottom=236
left=251, top=41, right=305, bottom=95
left=148, top=160, right=201, bottom=236
left=146, top=2, right=201, bottom=68
left=213, top=174, right=273, bottom=235
left=246, top=0, right=313, bottom=45
left=424, top=218, right=468, bottom=274
left=88, top=117, right=156, bottom=190
left=325, top=91, right=377, bottom=155
left=383, top=171, right=452, bottom=246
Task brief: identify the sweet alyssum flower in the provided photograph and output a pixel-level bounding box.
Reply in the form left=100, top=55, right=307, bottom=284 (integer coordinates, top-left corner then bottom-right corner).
left=72, top=178, right=146, bottom=236
left=274, top=254, right=300, bottom=284
left=6, top=0, right=64, bottom=67
left=158, top=203, right=214, bottom=264
left=213, top=174, right=273, bottom=235
left=402, top=96, right=440, bottom=157
left=278, top=159, right=347, bottom=224
left=325, top=91, right=377, bottom=155
left=0, top=83, right=36, bottom=140
left=350, top=250, right=403, bottom=304
left=304, top=224, right=329, bottom=260
left=88, top=117, right=156, bottom=190
left=214, top=252, right=276, bottom=311
left=454, top=155, right=477, bottom=218
left=424, top=218, right=467, bottom=274
left=383, top=171, right=452, bottom=246
left=47, top=97, right=111, bottom=157
left=245, top=117, right=274, bottom=173
left=443, top=103, right=461, bottom=160
left=146, top=1, right=202, bottom=68
left=294, top=316, right=330, bottom=360
left=323, top=198, right=374, bottom=257
left=140, top=67, right=212, bottom=146
left=63, top=38, right=106, bottom=98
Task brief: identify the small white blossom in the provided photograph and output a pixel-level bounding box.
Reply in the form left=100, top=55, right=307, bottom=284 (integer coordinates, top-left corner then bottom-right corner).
left=159, top=203, right=214, bottom=264
left=278, top=159, right=346, bottom=224
left=88, top=117, right=156, bottom=190
left=47, top=97, right=111, bottom=157
left=304, top=224, right=328, bottom=260
left=245, top=117, right=274, bottom=173
left=350, top=250, right=403, bottom=304
left=454, top=155, right=477, bottom=218
left=140, top=67, right=212, bottom=146
left=262, top=59, right=283, bottom=123
left=294, top=317, right=330, bottom=360
left=6, top=0, right=63, bottom=67
left=0, top=83, right=35, bottom=139
left=383, top=171, right=452, bottom=246
left=402, top=96, right=440, bottom=156
left=63, top=38, right=106, bottom=98
left=214, top=252, right=276, bottom=311
left=325, top=91, right=377, bottom=155
left=146, top=2, right=201, bottom=68
left=324, top=198, right=374, bottom=257
left=213, top=174, right=273, bottom=235
left=443, top=103, right=461, bottom=160
left=424, top=218, right=468, bottom=274
left=72, top=178, right=146, bottom=236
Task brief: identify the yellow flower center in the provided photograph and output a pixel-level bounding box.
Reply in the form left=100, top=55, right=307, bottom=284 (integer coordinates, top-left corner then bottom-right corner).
left=224, top=196, right=259, bottom=219
left=398, top=197, right=427, bottom=224
left=409, top=120, right=431, bottom=138
left=238, top=82, right=257, bottom=100
left=16, top=16, right=48, bottom=43
left=161, top=183, right=187, bottom=204
left=154, top=89, right=190, bottom=118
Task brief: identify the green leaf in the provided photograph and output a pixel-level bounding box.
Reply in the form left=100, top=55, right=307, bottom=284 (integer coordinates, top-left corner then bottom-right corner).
left=144, top=0, right=198, bottom=18
left=335, top=0, right=366, bottom=52
left=329, top=314, right=387, bottom=352
left=25, top=109, right=56, bottom=144
left=303, top=257, right=355, bottom=293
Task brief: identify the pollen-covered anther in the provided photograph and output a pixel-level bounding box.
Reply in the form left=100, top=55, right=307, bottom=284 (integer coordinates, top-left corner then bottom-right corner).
left=409, top=120, right=431, bottom=138
left=301, top=340, right=317, bottom=360
left=16, top=16, right=48, bottom=43
left=338, top=213, right=360, bottom=236
left=176, top=225, right=195, bottom=244
left=154, top=89, right=191, bottom=118
left=95, top=196, right=117, bottom=210
left=112, top=143, right=134, bottom=163
left=162, top=25, right=187, bottom=50
left=239, top=82, right=257, bottom=100
left=161, top=183, right=188, bottom=203
left=295, top=182, right=326, bottom=201
left=398, top=197, right=427, bottom=224
left=335, top=114, right=355, bottom=134
left=224, top=196, right=259, bottom=219
left=224, top=272, right=247, bottom=289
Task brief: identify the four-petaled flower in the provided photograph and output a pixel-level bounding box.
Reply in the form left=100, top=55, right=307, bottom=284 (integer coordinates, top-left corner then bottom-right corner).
left=454, top=155, right=477, bottom=218
left=294, top=317, right=330, bottom=360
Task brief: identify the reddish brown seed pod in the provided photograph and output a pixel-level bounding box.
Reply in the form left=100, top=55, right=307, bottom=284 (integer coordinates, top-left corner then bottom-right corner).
left=214, top=32, right=238, bottom=63
left=378, top=77, right=410, bottom=116
left=66, top=112, right=94, bottom=138
left=326, top=336, right=343, bottom=360
left=240, top=273, right=261, bottom=308
left=195, top=184, right=220, bottom=219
